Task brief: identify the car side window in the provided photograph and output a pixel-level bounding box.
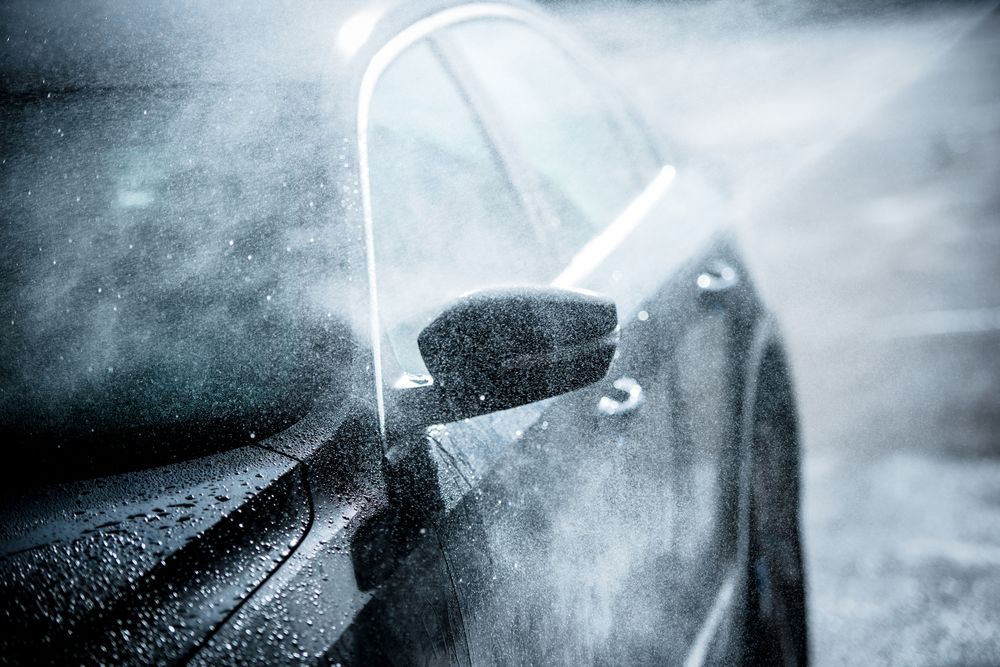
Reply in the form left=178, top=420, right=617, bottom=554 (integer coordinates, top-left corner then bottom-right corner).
left=367, top=41, right=548, bottom=373
left=444, top=19, right=658, bottom=251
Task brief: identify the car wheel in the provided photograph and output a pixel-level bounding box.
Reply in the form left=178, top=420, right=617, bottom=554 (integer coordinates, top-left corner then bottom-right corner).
left=743, top=345, right=809, bottom=666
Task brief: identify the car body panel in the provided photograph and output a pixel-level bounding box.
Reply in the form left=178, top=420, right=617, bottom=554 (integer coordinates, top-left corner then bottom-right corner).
left=0, top=0, right=790, bottom=665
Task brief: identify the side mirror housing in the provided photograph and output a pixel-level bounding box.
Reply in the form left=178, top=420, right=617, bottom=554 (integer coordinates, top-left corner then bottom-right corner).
left=404, top=286, right=617, bottom=425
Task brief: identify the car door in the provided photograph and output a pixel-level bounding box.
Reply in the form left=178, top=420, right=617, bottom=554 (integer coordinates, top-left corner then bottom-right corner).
left=435, top=17, right=749, bottom=663
left=436, top=15, right=748, bottom=664
left=345, top=9, right=745, bottom=666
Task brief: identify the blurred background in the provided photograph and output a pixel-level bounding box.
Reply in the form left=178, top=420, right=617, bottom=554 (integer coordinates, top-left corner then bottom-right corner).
left=544, top=0, right=1000, bottom=664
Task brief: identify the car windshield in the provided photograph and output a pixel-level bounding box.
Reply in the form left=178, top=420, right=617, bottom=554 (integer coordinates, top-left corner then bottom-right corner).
left=0, top=84, right=358, bottom=467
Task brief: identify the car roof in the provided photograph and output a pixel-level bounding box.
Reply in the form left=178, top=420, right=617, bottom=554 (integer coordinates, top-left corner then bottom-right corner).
left=0, top=0, right=539, bottom=94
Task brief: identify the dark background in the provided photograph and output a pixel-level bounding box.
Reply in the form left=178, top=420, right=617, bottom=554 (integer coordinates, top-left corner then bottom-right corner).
left=549, top=1, right=1000, bottom=664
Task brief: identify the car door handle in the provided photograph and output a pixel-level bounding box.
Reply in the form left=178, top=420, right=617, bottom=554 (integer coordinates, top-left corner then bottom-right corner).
left=696, top=261, right=739, bottom=293
left=597, top=377, right=645, bottom=417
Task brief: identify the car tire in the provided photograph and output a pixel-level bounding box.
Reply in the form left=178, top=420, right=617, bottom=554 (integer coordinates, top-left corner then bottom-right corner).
left=743, top=344, right=809, bottom=666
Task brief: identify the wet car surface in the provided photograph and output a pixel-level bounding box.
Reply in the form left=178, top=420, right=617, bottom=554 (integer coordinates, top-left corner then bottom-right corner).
left=1, top=1, right=806, bottom=664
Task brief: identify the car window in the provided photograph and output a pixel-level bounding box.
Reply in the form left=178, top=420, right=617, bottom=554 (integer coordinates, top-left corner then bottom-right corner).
left=368, top=41, right=549, bottom=373
left=444, top=19, right=657, bottom=251
left=0, top=84, right=357, bottom=452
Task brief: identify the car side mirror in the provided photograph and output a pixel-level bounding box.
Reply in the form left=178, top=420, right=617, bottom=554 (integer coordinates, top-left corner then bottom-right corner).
left=394, top=286, right=618, bottom=428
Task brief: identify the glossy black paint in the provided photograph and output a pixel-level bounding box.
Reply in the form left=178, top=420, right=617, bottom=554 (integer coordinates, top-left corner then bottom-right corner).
left=416, top=287, right=618, bottom=420
left=0, top=447, right=309, bottom=663
left=0, top=0, right=807, bottom=665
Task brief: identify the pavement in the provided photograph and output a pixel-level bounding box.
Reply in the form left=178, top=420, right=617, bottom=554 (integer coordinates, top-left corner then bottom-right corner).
left=552, top=1, right=1000, bottom=664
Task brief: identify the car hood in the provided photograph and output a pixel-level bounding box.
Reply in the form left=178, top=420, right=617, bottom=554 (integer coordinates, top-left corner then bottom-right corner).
left=0, top=444, right=309, bottom=665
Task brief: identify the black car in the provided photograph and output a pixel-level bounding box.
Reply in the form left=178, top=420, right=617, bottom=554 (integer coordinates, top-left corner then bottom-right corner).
left=0, top=0, right=807, bottom=664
